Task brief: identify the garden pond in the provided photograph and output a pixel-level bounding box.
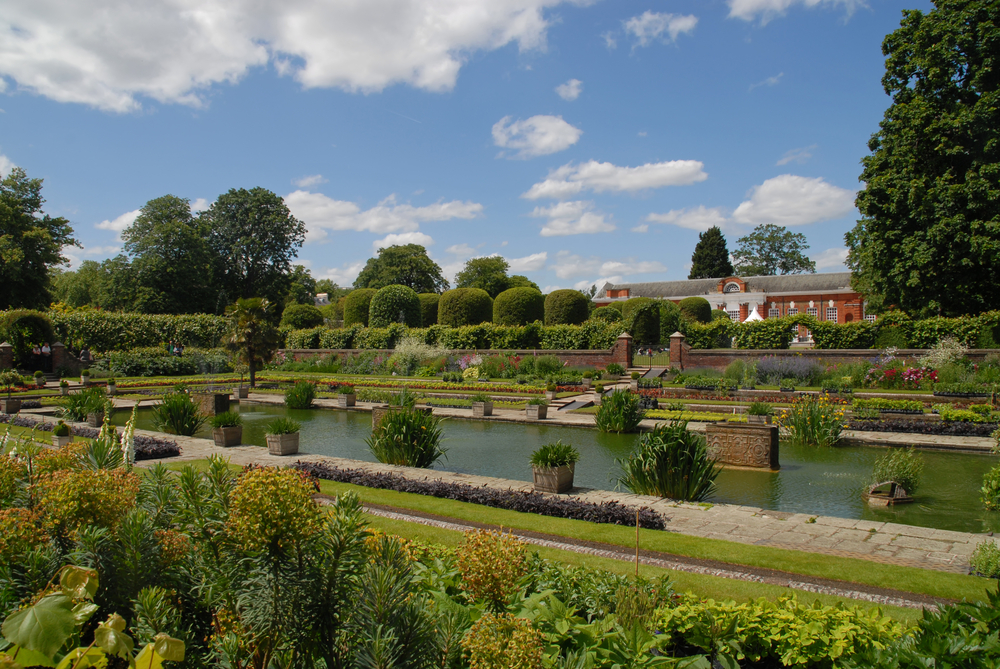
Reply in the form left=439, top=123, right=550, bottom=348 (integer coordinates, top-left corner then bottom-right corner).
left=125, top=404, right=1000, bottom=534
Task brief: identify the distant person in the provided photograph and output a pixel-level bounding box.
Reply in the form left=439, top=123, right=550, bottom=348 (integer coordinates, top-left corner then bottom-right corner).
left=174, top=343, right=184, bottom=357
left=166, top=340, right=175, bottom=355
left=31, top=345, right=41, bottom=371
left=80, top=347, right=93, bottom=363
left=41, top=343, right=51, bottom=372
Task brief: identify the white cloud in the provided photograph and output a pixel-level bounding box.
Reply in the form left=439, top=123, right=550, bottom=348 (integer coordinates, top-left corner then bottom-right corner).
left=749, top=72, right=783, bottom=91
left=776, top=145, right=816, bottom=166
left=728, top=0, right=866, bottom=24
left=551, top=250, right=666, bottom=279
left=508, top=251, right=548, bottom=272
left=555, top=78, right=582, bottom=101
left=294, top=174, right=327, bottom=188
left=492, top=115, right=582, bottom=159
left=814, top=247, right=849, bottom=270
left=96, top=208, right=140, bottom=239
left=532, top=201, right=615, bottom=237
left=318, top=260, right=366, bottom=287
left=522, top=159, right=708, bottom=200
left=0, top=153, right=14, bottom=177
left=732, top=174, right=855, bottom=226
left=631, top=224, right=649, bottom=233
left=574, top=276, right=621, bottom=291
left=374, top=231, right=434, bottom=250
left=285, top=191, right=483, bottom=242
left=1, top=0, right=587, bottom=112
left=601, top=32, right=617, bottom=49
left=62, top=244, right=122, bottom=269
left=646, top=205, right=729, bottom=232
left=446, top=243, right=476, bottom=257
left=623, top=11, right=698, bottom=48
left=191, top=198, right=209, bottom=212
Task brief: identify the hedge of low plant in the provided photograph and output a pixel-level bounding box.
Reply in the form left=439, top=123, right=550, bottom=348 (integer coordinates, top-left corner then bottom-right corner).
left=92, top=347, right=231, bottom=377
left=852, top=398, right=924, bottom=413
left=418, top=293, right=439, bottom=327
left=0, top=413, right=180, bottom=459
left=48, top=311, right=228, bottom=352
left=846, top=418, right=998, bottom=437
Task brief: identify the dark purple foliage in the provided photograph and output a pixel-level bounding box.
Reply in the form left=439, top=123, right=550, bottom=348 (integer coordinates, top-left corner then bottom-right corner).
left=0, top=413, right=181, bottom=460
left=847, top=419, right=998, bottom=438
left=755, top=356, right=823, bottom=385
left=292, top=461, right=665, bottom=530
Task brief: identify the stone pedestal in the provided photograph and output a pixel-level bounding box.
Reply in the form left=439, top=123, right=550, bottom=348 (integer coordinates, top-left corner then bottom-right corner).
left=196, top=393, right=231, bottom=416
left=706, top=422, right=779, bottom=470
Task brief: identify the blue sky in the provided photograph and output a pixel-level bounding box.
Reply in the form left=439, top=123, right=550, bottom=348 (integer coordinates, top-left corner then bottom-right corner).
left=0, top=0, right=930, bottom=293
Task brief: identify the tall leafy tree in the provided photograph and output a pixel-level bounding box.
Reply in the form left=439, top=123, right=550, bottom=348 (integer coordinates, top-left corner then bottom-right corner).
left=202, top=188, right=306, bottom=305
left=50, top=261, right=102, bottom=308
left=225, top=297, right=280, bottom=388
left=0, top=167, right=77, bottom=309
left=455, top=256, right=511, bottom=298
left=847, top=0, right=1000, bottom=317
left=732, top=224, right=815, bottom=276
left=354, top=244, right=448, bottom=293
left=688, top=226, right=734, bottom=279
left=285, top=265, right=317, bottom=306
left=507, top=275, right=540, bottom=291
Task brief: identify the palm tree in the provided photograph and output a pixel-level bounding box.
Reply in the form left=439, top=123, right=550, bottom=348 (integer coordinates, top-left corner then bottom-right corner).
left=225, top=297, right=280, bottom=388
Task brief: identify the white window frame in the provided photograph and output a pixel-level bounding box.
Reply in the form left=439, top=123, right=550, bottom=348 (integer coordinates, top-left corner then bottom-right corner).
left=727, top=309, right=741, bottom=322
left=806, top=307, right=818, bottom=318
left=723, top=282, right=741, bottom=293
left=865, top=314, right=877, bottom=322
left=768, top=307, right=780, bottom=318
left=826, top=307, right=838, bottom=322
left=787, top=307, right=798, bottom=316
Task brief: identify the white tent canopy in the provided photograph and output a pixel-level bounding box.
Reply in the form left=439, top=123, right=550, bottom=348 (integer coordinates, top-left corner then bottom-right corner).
left=744, top=306, right=764, bottom=322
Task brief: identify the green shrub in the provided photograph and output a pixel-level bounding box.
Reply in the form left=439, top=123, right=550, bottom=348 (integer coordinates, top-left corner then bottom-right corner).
left=266, top=417, right=301, bottom=435
left=60, top=386, right=107, bottom=422
left=605, top=363, right=625, bottom=376
left=678, top=296, right=712, bottom=323
left=594, top=389, right=645, bottom=433
left=871, top=448, right=924, bottom=494
left=940, top=407, right=987, bottom=423
left=52, top=420, right=71, bottom=437
left=151, top=392, right=206, bottom=436
left=530, top=441, right=580, bottom=468
left=367, top=408, right=446, bottom=468
left=681, top=318, right=733, bottom=349
left=337, top=384, right=355, bottom=395
left=971, top=541, right=1000, bottom=578
left=983, top=464, right=1000, bottom=511
left=591, top=306, right=622, bottom=323
left=438, top=288, right=493, bottom=327
left=49, top=310, right=228, bottom=353
left=544, top=290, right=590, bottom=326
left=211, top=411, right=243, bottom=428
left=343, top=288, right=377, bottom=327
left=780, top=399, right=844, bottom=447
left=280, top=303, right=324, bottom=329
left=368, top=284, right=422, bottom=328
left=731, top=317, right=795, bottom=349
left=658, top=300, right=682, bottom=342
left=852, top=398, right=924, bottom=413
left=616, top=421, right=719, bottom=501
left=874, top=326, right=910, bottom=349
left=418, top=293, right=439, bottom=327
left=747, top=402, right=772, bottom=416
left=622, top=298, right=660, bottom=346
left=493, top=287, right=544, bottom=326
left=534, top=354, right=563, bottom=376
left=93, top=346, right=231, bottom=377
left=284, top=381, right=316, bottom=409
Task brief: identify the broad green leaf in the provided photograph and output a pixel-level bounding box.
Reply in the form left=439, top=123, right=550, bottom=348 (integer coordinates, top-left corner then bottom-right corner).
left=70, top=603, right=99, bottom=627
left=59, top=567, right=99, bottom=601
left=152, top=635, right=184, bottom=662
left=94, top=615, right=134, bottom=660
left=55, top=647, right=107, bottom=669
left=133, top=645, right=163, bottom=669
left=1, top=595, right=76, bottom=659
left=3, top=645, right=55, bottom=668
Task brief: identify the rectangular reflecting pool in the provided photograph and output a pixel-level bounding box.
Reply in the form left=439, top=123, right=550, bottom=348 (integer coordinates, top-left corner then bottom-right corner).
left=124, top=404, right=1000, bottom=534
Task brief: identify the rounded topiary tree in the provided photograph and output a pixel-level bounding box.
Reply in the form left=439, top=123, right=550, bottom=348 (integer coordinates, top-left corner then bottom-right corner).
left=438, top=288, right=493, bottom=327
left=280, top=303, right=325, bottom=329
left=544, top=290, right=590, bottom=326
left=343, top=289, right=377, bottom=327
left=678, top=296, right=712, bottom=324
left=591, top=306, right=622, bottom=323
left=607, top=301, right=624, bottom=313
left=493, top=287, right=544, bottom=326
left=418, top=293, right=440, bottom=328
left=622, top=298, right=660, bottom=346
left=369, top=285, right=422, bottom=328
left=659, top=301, right=682, bottom=341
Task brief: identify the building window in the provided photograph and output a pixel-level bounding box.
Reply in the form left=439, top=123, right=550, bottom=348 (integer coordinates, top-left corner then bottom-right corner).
left=826, top=307, right=838, bottom=322
left=865, top=314, right=877, bottom=323
left=723, top=282, right=741, bottom=293
left=768, top=307, right=780, bottom=318
left=806, top=307, right=818, bottom=318
left=727, top=309, right=740, bottom=322
left=787, top=308, right=798, bottom=316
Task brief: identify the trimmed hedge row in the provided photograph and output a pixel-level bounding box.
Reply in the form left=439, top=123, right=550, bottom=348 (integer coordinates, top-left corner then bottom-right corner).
left=49, top=311, right=229, bottom=353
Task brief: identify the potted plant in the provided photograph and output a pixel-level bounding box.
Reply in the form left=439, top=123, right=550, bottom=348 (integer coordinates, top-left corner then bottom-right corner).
left=471, top=392, right=493, bottom=417
left=747, top=401, right=773, bottom=424
left=33, top=370, right=45, bottom=388
left=107, top=377, right=117, bottom=396
left=59, top=379, right=70, bottom=396
left=581, top=371, right=593, bottom=390
left=52, top=420, right=73, bottom=447
left=211, top=411, right=244, bottom=447
left=526, top=397, right=548, bottom=420
left=265, top=417, right=301, bottom=456
left=592, top=383, right=605, bottom=406
left=80, top=368, right=91, bottom=386
left=530, top=440, right=580, bottom=494
left=630, top=371, right=640, bottom=392
left=337, top=384, right=357, bottom=408
left=232, top=360, right=250, bottom=399
left=779, top=378, right=796, bottom=393
left=0, top=370, right=22, bottom=414
left=544, top=383, right=558, bottom=401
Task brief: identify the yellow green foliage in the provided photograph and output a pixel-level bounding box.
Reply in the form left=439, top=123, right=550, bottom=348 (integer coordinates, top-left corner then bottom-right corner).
left=461, top=612, right=544, bottom=669
left=0, top=508, right=48, bottom=560
left=33, top=441, right=90, bottom=477
left=0, top=454, right=25, bottom=506
left=227, top=467, right=322, bottom=551
left=34, top=469, right=140, bottom=536
left=456, top=529, right=527, bottom=610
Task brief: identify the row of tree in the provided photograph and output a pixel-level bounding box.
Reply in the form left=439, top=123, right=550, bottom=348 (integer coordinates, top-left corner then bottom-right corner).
left=687, top=224, right=816, bottom=280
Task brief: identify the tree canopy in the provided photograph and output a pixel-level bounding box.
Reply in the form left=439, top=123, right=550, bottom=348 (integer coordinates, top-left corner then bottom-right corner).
left=847, top=0, right=1000, bottom=317
left=354, top=244, right=448, bottom=294
left=732, top=224, right=815, bottom=276
left=688, top=226, right=734, bottom=279
left=455, top=256, right=510, bottom=298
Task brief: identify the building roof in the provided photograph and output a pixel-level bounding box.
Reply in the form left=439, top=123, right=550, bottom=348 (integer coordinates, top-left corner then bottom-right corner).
left=595, top=272, right=853, bottom=299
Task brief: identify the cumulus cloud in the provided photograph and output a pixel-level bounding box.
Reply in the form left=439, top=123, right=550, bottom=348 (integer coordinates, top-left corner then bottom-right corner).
left=777, top=145, right=816, bottom=166
left=555, top=78, right=582, bottom=101
left=728, top=0, right=866, bottom=24
left=623, top=11, right=698, bottom=47
left=508, top=251, right=547, bottom=272
left=374, top=231, right=434, bottom=250
left=446, top=243, right=476, bottom=257
left=293, top=174, right=327, bottom=188
left=284, top=191, right=483, bottom=242
left=1, top=0, right=586, bottom=112
left=532, top=201, right=615, bottom=237
left=191, top=198, right=209, bottom=212
left=646, top=206, right=729, bottom=232
left=62, top=244, right=122, bottom=269
left=522, top=159, right=708, bottom=200
left=96, top=208, right=140, bottom=239
left=492, top=115, right=582, bottom=159
left=318, top=260, right=366, bottom=287
left=551, top=250, right=665, bottom=279
left=631, top=224, right=649, bottom=233
left=731, top=174, right=855, bottom=226
left=814, top=247, right=850, bottom=270
left=0, top=153, right=14, bottom=177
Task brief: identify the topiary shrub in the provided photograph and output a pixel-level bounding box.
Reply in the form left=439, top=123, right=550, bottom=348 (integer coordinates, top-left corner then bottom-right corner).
left=659, top=300, right=682, bottom=340
left=418, top=293, right=440, bottom=328
left=368, top=284, right=421, bottom=328
left=438, top=288, right=493, bottom=327
left=544, top=289, right=590, bottom=325
left=622, top=298, right=660, bottom=346
left=493, top=287, right=544, bottom=326
left=343, top=288, right=377, bottom=327
left=875, top=326, right=911, bottom=349
left=280, top=303, right=324, bottom=329
left=592, top=306, right=622, bottom=323
left=678, top=296, right=712, bottom=323
left=710, top=308, right=730, bottom=321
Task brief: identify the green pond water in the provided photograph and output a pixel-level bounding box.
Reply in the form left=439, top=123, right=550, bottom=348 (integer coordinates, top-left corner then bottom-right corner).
left=126, top=404, right=1000, bottom=534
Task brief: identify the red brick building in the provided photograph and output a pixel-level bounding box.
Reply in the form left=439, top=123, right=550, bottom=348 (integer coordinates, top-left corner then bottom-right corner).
left=593, top=272, right=872, bottom=324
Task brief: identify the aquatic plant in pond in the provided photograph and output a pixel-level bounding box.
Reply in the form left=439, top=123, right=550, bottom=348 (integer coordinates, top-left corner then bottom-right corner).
left=616, top=421, right=719, bottom=502
left=870, top=448, right=924, bottom=494
left=284, top=381, right=315, bottom=409
left=367, top=407, right=446, bottom=468
left=779, top=398, right=845, bottom=447
left=594, top=389, right=645, bottom=433
left=150, top=391, right=205, bottom=436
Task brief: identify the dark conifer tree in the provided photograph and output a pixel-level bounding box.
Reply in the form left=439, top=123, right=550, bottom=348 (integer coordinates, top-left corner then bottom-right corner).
left=688, top=226, right=734, bottom=279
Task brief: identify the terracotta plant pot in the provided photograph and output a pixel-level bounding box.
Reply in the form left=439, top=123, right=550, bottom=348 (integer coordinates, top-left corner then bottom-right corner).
left=337, top=394, right=356, bottom=408
left=0, top=399, right=21, bottom=414
left=213, top=426, right=243, bottom=447
left=532, top=464, right=575, bottom=494
left=526, top=405, right=548, bottom=421
left=87, top=412, right=104, bottom=428
left=53, top=435, right=73, bottom=448
left=266, top=432, right=299, bottom=456
left=472, top=401, right=493, bottom=417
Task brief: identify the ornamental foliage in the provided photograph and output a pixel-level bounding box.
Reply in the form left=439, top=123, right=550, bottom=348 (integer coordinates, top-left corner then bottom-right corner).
left=493, top=287, right=544, bottom=326
left=438, top=287, right=493, bottom=327
left=418, top=293, right=440, bottom=327
left=678, top=297, right=712, bottom=324
left=343, top=288, right=377, bottom=327
left=688, top=225, right=734, bottom=279
left=543, top=290, right=589, bottom=326
left=368, top=284, right=422, bottom=328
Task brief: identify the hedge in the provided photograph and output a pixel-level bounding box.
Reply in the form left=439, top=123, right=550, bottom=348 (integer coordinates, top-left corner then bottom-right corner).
left=343, top=289, right=376, bottom=327
left=592, top=306, right=622, bottom=323
left=280, top=304, right=324, bottom=329
left=622, top=298, right=660, bottom=346
left=47, top=311, right=229, bottom=353
left=678, top=296, right=712, bottom=323
left=493, top=287, right=544, bottom=326
left=418, top=293, right=440, bottom=328
left=368, top=285, right=421, bottom=328
left=659, top=301, right=682, bottom=342
left=544, top=290, right=590, bottom=325
left=438, top=288, right=493, bottom=327
left=92, top=347, right=232, bottom=377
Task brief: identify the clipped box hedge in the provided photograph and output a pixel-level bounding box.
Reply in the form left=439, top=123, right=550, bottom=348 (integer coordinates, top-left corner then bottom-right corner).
left=49, top=311, right=229, bottom=352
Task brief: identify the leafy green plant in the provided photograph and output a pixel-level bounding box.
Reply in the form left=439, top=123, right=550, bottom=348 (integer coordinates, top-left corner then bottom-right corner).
left=530, top=441, right=581, bottom=468
left=390, top=385, right=418, bottom=408
left=59, top=386, right=107, bottom=421
left=970, top=540, right=1000, bottom=579
left=337, top=384, right=356, bottom=395
left=266, top=417, right=301, bottom=435
left=582, top=371, right=594, bottom=379
left=284, top=380, right=316, bottom=409
left=367, top=408, right=446, bottom=468
left=870, top=448, right=924, bottom=494
left=593, top=383, right=605, bottom=394
left=211, top=411, right=243, bottom=429
left=150, top=391, right=206, bottom=436
left=631, top=371, right=641, bottom=380
left=616, top=421, right=719, bottom=501
left=0, top=370, right=22, bottom=402
left=939, top=407, right=987, bottom=423
left=526, top=397, right=548, bottom=406
left=605, top=363, right=625, bottom=376
left=594, top=389, right=645, bottom=433
left=545, top=382, right=557, bottom=392
left=779, top=377, right=796, bottom=389
left=853, top=398, right=924, bottom=413
left=747, top=402, right=772, bottom=416
left=983, top=464, right=1000, bottom=511
left=470, top=392, right=492, bottom=404
left=52, top=420, right=70, bottom=437
left=779, top=398, right=845, bottom=447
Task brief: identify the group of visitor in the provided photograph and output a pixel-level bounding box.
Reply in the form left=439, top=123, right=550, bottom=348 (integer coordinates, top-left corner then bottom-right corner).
left=166, top=341, right=185, bottom=356
left=28, top=343, right=52, bottom=373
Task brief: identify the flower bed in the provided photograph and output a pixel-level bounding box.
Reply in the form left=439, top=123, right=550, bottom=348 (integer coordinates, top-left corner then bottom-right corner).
left=292, top=461, right=665, bottom=529
left=0, top=413, right=181, bottom=459
left=847, top=419, right=998, bottom=438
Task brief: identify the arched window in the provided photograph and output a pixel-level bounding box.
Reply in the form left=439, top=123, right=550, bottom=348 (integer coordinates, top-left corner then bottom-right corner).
left=723, top=282, right=741, bottom=293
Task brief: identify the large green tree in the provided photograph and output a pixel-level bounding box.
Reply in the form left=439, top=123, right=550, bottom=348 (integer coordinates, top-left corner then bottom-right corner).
left=455, top=256, right=511, bottom=298
left=732, top=224, right=815, bottom=276
left=688, top=226, right=734, bottom=279
left=847, top=0, right=1000, bottom=317
left=202, top=188, right=306, bottom=305
left=284, top=265, right=317, bottom=306
left=225, top=297, right=280, bottom=388
left=0, top=168, right=77, bottom=309
left=50, top=261, right=102, bottom=308
left=354, top=244, right=448, bottom=293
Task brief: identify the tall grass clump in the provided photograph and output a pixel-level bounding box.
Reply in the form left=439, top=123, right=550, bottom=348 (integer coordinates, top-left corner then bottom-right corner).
left=367, top=408, right=446, bottom=468
left=870, top=448, right=924, bottom=494
left=60, top=386, right=108, bottom=422
left=779, top=398, right=844, bottom=447
left=151, top=391, right=206, bottom=436
left=594, top=389, right=645, bottom=433
left=616, top=421, right=719, bottom=501
left=284, top=381, right=316, bottom=409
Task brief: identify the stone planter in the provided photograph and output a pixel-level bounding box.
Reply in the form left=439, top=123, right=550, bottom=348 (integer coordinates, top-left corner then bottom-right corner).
left=107, top=384, right=116, bottom=396
left=545, top=390, right=558, bottom=401
left=526, top=405, right=548, bottom=421
left=213, top=426, right=243, bottom=447
left=706, top=422, right=779, bottom=470
left=35, top=379, right=46, bottom=389
left=532, top=464, right=575, bottom=494
left=235, top=386, right=249, bottom=399
left=0, top=399, right=21, bottom=414
left=81, top=375, right=91, bottom=386
left=52, top=434, right=73, bottom=448
left=87, top=412, right=104, bottom=428
left=195, top=393, right=231, bottom=416
left=337, top=394, right=357, bottom=408
left=266, top=432, right=299, bottom=456
left=581, top=379, right=592, bottom=390
left=592, top=392, right=602, bottom=406
left=472, top=401, right=493, bottom=417
left=629, top=380, right=639, bottom=392
left=60, top=386, right=69, bottom=396
left=747, top=415, right=772, bottom=424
